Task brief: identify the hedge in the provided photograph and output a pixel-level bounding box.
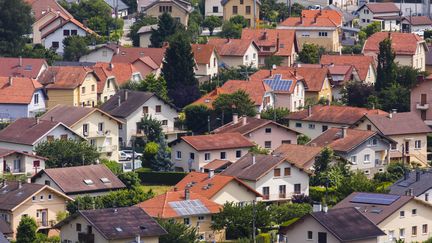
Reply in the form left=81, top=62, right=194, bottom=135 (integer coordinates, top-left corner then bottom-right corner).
left=256, top=233, right=271, bottom=243
left=136, top=169, right=187, bottom=185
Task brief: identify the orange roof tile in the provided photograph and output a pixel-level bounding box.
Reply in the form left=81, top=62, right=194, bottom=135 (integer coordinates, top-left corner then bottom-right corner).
left=207, top=38, right=258, bottom=56
left=202, top=159, right=233, bottom=170
left=38, top=66, right=95, bottom=89
left=181, top=132, right=254, bottom=151
left=301, top=10, right=343, bottom=25
left=241, top=29, right=296, bottom=56
left=363, top=32, right=425, bottom=55
left=310, top=128, right=380, bottom=152
left=40, top=14, right=96, bottom=39
left=191, top=88, right=227, bottom=109
left=136, top=190, right=221, bottom=218
left=320, top=54, right=375, bottom=81
left=25, top=0, right=72, bottom=21
left=273, top=144, right=323, bottom=171
left=192, top=44, right=216, bottom=65
left=94, top=62, right=138, bottom=87
left=110, top=45, right=166, bottom=67
left=0, top=77, right=42, bottom=104
left=0, top=57, right=47, bottom=79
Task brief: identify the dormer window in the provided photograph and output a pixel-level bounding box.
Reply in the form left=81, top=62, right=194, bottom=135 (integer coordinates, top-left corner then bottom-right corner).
left=100, top=178, right=111, bottom=183
left=84, top=179, right=94, bottom=185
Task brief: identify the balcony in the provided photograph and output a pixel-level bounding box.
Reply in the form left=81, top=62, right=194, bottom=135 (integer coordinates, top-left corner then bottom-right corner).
left=98, top=145, right=118, bottom=153
left=89, top=130, right=112, bottom=138
left=279, top=193, right=286, bottom=199
left=36, top=220, right=56, bottom=228
left=261, top=192, right=300, bottom=201
left=416, top=102, right=429, bottom=110
left=78, top=233, right=95, bottom=243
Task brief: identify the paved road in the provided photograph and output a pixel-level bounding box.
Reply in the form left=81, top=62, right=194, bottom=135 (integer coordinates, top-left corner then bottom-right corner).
left=120, top=18, right=134, bottom=46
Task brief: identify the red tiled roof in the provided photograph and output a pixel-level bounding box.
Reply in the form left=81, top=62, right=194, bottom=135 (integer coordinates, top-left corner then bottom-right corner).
left=363, top=32, right=424, bottom=55
left=181, top=132, right=254, bottom=151
left=202, top=159, right=233, bottom=170
left=174, top=172, right=261, bottom=199
left=213, top=116, right=297, bottom=135
left=191, top=88, right=227, bottom=109
left=0, top=57, right=47, bottom=79
left=110, top=45, right=166, bottom=67
left=301, top=10, right=343, bottom=25
left=363, top=3, right=400, bottom=14
left=40, top=14, right=96, bottom=39
left=221, top=79, right=269, bottom=105
left=286, top=105, right=387, bottom=125
left=192, top=44, right=216, bottom=65
left=93, top=62, right=138, bottom=88
left=310, top=128, right=378, bottom=152
left=403, top=16, right=432, bottom=26
left=136, top=190, right=221, bottom=218
left=25, top=0, right=72, bottom=21
left=0, top=148, right=47, bottom=160
left=362, top=112, right=432, bottom=136
left=39, top=66, right=95, bottom=90
left=273, top=144, right=323, bottom=171
left=241, top=29, right=296, bottom=56
left=207, top=38, right=257, bottom=56
left=0, top=77, right=42, bottom=104
left=320, top=55, right=375, bottom=81
left=279, top=10, right=342, bottom=28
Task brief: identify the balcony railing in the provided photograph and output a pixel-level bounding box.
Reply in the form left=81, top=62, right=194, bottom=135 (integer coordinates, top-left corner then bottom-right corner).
left=78, top=233, right=95, bottom=243
left=36, top=220, right=56, bottom=228
left=416, top=102, right=429, bottom=110
left=98, top=145, right=118, bottom=153
left=261, top=192, right=301, bottom=201
left=279, top=193, right=286, bottom=199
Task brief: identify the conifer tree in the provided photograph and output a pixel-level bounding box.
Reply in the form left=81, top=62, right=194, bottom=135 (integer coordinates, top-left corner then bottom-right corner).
left=375, top=37, right=396, bottom=91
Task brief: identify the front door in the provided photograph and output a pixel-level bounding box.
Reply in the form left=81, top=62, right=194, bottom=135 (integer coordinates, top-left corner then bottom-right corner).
left=318, top=232, right=327, bottom=243
left=405, top=141, right=410, bottom=154
left=421, top=94, right=427, bottom=105
left=37, top=209, right=48, bottom=227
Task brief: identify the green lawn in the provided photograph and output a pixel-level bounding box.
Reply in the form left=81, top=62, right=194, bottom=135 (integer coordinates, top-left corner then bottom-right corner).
left=140, top=184, right=173, bottom=196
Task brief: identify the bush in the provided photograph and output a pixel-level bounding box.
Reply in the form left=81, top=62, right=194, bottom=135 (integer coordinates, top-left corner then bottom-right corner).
left=136, top=169, right=187, bottom=185
left=256, top=233, right=271, bottom=243
left=309, top=186, right=338, bottom=205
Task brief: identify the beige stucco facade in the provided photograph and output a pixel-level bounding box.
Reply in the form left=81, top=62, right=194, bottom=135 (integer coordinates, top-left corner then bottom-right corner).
left=243, top=123, right=298, bottom=150
left=222, top=1, right=259, bottom=27
left=210, top=180, right=258, bottom=204
left=0, top=153, right=46, bottom=177
left=172, top=215, right=225, bottom=242
left=290, top=28, right=341, bottom=52
left=305, top=77, right=333, bottom=104
left=99, top=78, right=118, bottom=104
left=143, top=2, right=190, bottom=26
left=411, top=79, right=432, bottom=125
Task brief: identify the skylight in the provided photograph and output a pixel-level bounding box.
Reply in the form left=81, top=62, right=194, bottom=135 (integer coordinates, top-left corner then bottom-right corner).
left=100, top=178, right=111, bottom=184
left=24, top=65, right=32, bottom=71
left=115, top=227, right=123, bottom=232
left=83, top=179, right=94, bottom=185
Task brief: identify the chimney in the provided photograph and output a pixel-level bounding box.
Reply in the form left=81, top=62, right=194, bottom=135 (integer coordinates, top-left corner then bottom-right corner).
left=392, top=109, right=397, bottom=114
left=125, top=90, right=128, bottom=101
left=108, top=63, right=114, bottom=70
left=185, top=188, right=190, bottom=200
left=242, top=116, right=247, bottom=126
left=322, top=204, right=328, bottom=213
left=341, top=126, right=348, bottom=138
left=293, top=68, right=297, bottom=76
left=19, top=56, right=22, bottom=67
left=116, top=46, right=120, bottom=55
left=313, top=203, right=322, bottom=212
left=18, top=181, right=22, bottom=189
left=117, top=95, right=121, bottom=107
left=404, top=170, right=409, bottom=180
left=252, top=155, right=256, bottom=164
left=416, top=170, right=421, bottom=182
left=263, top=31, right=267, bottom=40
left=208, top=170, right=214, bottom=178
left=255, top=113, right=261, bottom=119
left=409, top=188, right=414, bottom=196
left=308, top=105, right=312, bottom=117
left=233, top=113, right=239, bottom=124
left=8, top=77, right=13, bottom=86
left=114, top=208, right=118, bottom=213
left=225, top=38, right=230, bottom=43
left=173, top=187, right=178, bottom=191
left=36, top=117, right=40, bottom=124
left=276, top=33, right=280, bottom=52
left=50, top=116, right=53, bottom=122
left=330, top=62, right=334, bottom=67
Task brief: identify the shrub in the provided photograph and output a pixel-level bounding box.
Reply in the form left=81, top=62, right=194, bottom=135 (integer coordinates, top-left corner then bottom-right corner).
left=136, top=169, right=187, bottom=185
left=256, top=233, right=271, bottom=243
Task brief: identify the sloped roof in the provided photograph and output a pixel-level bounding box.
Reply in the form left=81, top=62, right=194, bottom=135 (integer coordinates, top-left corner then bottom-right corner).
left=0, top=77, right=42, bottom=105
left=363, top=32, right=425, bottom=55
left=207, top=38, right=258, bottom=56
left=0, top=148, right=47, bottom=160
left=0, top=57, right=47, bottom=79
left=403, top=16, right=432, bottom=26
left=362, top=112, right=431, bottom=136
left=180, top=133, right=254, bottom=151
left=38, top=66, right=95, bottom=90
left=109, top=45, right=166, bottom=67
left=191, top=88, right=227, bottom=109
left=301, top=10, right=343, bottom=25
left=136, top=190, right=221, bottom=218
left=32, top=164, right=126, bottom=194
left=241, top=29, right=296, bottom=56
left=104, top=0, right=129, bottom=10
left=320, top=54, right=375, bottom=81
left=279, top=10, right=342, bottom=28
left=174, top=171, right=261, bottom=199
left=140, top=0, right=193, bottom=12
left=389, top=170, right=432, bottom=197
left=273, top=144, right=323, bottom=171
left=93, top=62, right=138, bottom=87
left=213, top=116, right=297, bottom=135
left=192, top=44, right=216, bottom=65
left=40, top=14, right=96, bottom=39
left=287, top=105, right=387, bottom=124
left=202, top=159, right=233, bottom=171
left=362, top=2, right=400, bottom=13
left=220, top=79, right=268, bottom=105
left=25, top=0, right=72, bottom=21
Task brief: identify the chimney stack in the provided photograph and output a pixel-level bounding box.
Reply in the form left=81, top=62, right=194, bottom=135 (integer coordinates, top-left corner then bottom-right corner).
left=108, top=63, right=114, bottom=70
left=36, top=117, right=40, bottom=124
left=308, top=105, right=312, bottom=117
left=19, top=56, right=22, bottom=67
left=252, top=155, right=256, bottom=164
left=208, top=169, right=214, bottom=178
left=185, top=188, right=190, bottom=200
left=50, top=116, right=53, bottom=122
left=341, top=126, right=348, bottom=138
left=416, top=170, right=421, bottom=182
left=125, top=90, right=128, bottom=101
left=322, top=204, right=328, bottom=213
left=233, top=113, right=239, bottom=124
left=409, top=188, right=414, bottom=196
left=313, top=203, right=322, bottom=212
left=117, top=95, right=121, bottom=107
left=18, top=181, right=22, bottom=189
left=116, top=46, right=120, bottom=55
left=8, top=77, right=13, bottom=86
left=242, top=116, right=247, bottom=126
left=255, top=113, right=261, bottom=119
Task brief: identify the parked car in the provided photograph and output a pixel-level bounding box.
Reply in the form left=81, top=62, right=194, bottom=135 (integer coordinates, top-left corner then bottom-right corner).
left=119, top=151, right=132, bottom=161
left=122, top=150, right=143, bottom=159
left=308, top=5, right=321, bottom=10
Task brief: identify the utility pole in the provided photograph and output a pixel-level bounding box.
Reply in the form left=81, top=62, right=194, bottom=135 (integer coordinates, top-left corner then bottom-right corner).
left=252, top=200, right=256, bottom=243
left=253, top=0, right=257, bottom=28
left=132, top=138, right=136, bottom=171
left=207, top=115, right=211, bottom=133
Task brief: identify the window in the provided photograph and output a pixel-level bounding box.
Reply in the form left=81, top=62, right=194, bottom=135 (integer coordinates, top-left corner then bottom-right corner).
left=183, top=217, right=190, bottom=225
left=294, top=184, right=301, bottom=194
left=367, top=124, right=372, bottom=130
left=426, top=193, right=429, bottom=201
left=212, top=6, right=218, bottom=12
left=71, top=30, right=77, bottom=35
left=156, top=105, right=162, bottom=113
left=279, top=185, right=286, bottom=198
left=63, top=29, right=70, bottom=36
left=391, top=143, right=397, bottom=150
left=350, top=156, right=357, bottom=164
left=322, top=125, right=328, bottom=132
left=83, top=124, right=89, bottom=136
left=284, top=167, right=291, bottom=176
left=370, top=138, right=378, bottom=146
left=44, top=180, right=50, bottom=186
left=295, top=123, right=302, bottom=128
left=205, top=153, right=211, bottom=161
left=236, top=150, right=242, bottom=158
left=198, top=216, right=205, bottom=221
left=232, top=5, right=238, bottom=14
left=87, top=225, right=92, bottom=234
left=176, top=151, right=182, bottom=159
left=143, top=106, right=148, bottom=114
left=34, top=94, right=39, bottom=105
left=364, top=170, right=370, bottom=175
left=91, top=84, right=95, bottom=92
left=245, top=55, right=248, bottom=61
left=159, top=6, right=172, bottom=12
left=264, top=141, right=271, bottom=148
left=265, top=128, right=271, bottom=133
left=400, top=211, right=405, bottom=217
left=246, top=5, right=251, bottom=14
left=40, top=195, right=44, bottom=201
left=274, top=168, right=281, bottom=177
left=98, top=122, right=104, bottom=132
left=307, top=231, right=313, bottom=240
left=76, top=223, right=81, bottom=232
left=240, top=0, right=244, bottom=3
left=364, top=154, right=370, bottom=163
left=415, top=140, right=421, bottom=149
left=412, top=226, right=417, bottom=236
left=423, top=224, right=428, bottom=234
left=282, top=140, right=291, bottom=144
left=52, top=41, right=59, bottom=48
left=213, top=58, right=217, bottom=67
left=262, top=187, right=269, bottom=196
left=412, top=209, right=417, bottom=215
left=32, top=196, right=36, bottom=201
left=162, top=120, right=168, bottom=125
left=400, top=228, right=405, bottom=238
left=81, top=86, right=85, bottom=94
left=253, top=53, right=256, bottom=59
left=301, top=32, right=310, bottom=37
left=361, top=18, right=366, bottom=23
left=220, top=152, right=226, bottom=159
left=46, top=135, right=54, bottom=142
left=308, top=124, right=315, bottom=129
left=318, top=32, right=328, bottom=37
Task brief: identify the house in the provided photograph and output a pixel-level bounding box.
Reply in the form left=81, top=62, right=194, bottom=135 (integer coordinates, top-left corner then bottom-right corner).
left=40, top=13, right=96, bottom=54
left=241, top=29, right=297, bottom=67
left=212, top=115, right=298, bottom=150
left=171, top=133, right=254, bottom=172
left=0, top=148, right=46, bottom=177
left=38, top=66, right=99, bottom=109
left=207, top=38, right=259, bottom=68
left=320, top=54, right=377, bottom=84
left=0, top=77, right=46, bottom=121
left=333, top=192, right=432, bottom=243
left=0, top=181, right=72, bottom=239
left=357, top=3, right=401, bottom=31
left=32, top=164, right=126, bottom=198
left=0, top=57, right=48, bottom=79
left=0, top=218, right=12, bottom=240
left=191, top=44, right=219, bottom=82
left=363, top=32, right=427, bottom=71
left=389, top=170, right=432, bottom=203
left=221, top=153, right=310, bottom=201
left=280, top=207, right=385, bottom=243
left=286, top=105, right=387, bottom=139
left=25, top=0, right=73, bottom=44
left=89, top=63, right=119, bottom=103
left=410, top=75, right=432, bottom=124
left=353, top=111, right=431, bottom=166
left=174, top=171, right=261, bottom=204
left=138, top=0, right=193, bottom=26
left=221, top=0, right=260, bottom=27
left=104, top=0, right=129, bottom=18
left=137, top=189, right=224, bottom=242
left=138, top=24, right=158, bottom=47
left=40, top=105, right=123, bottom=161
left=310, top=127, right=393, bottom=176
left=100, top=90, right=181, bottom=146
left=204, top=0, right=223, bottom=17
left=401, top=16, right=432, bottom=33
left=278, top=10, right=342, bottom=52
left=0, top=118, right=82, bottom=153
left=273, top=144, right=323, bottom=172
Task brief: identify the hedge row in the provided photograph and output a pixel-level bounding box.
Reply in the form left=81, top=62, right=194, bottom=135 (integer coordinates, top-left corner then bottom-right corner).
left=136, top=169, right=187, bottom=185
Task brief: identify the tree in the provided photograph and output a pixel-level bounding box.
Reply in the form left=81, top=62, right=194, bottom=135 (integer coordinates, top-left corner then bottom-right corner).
left=202, top=16, right=223, bottom=36
left=0, top=0, right=33, bottom=56
left=249, top=145, right=270, bottom=155
left=146, top=134, right=173, bottom=171
left=260, top=107, right=290, bottom=124
left=122, top=74, right=170, bottom=101
left=264, top=56, right=284, bottom=69
left=229, top=15, right=248, bottom=27
left=158, top=219, right=199, bottom=243
left=16, top=216, right=37, bottom=243
left=35, top=139, right=99, bottom=168
left=150, top=13, right=181, bottom=48
left=378, top=83, right=410, bottom=112
left=63, top=36, right=89, bottom=61
left=101, top=159, right=122, bottom=175
left=129, top=14, right=158, bottom=46
left=184, top=105, right=211, bottom=134
left=291, top=3, right=305, bottom=16
left=298, top=43, right=322, bottom=64
left=220, top=21, right=243, bottom=39
left=137, top=115, right=163, bottom=142
left=341, top=44, right=362, bottom=54
left=396, top=65, right=421, bottom=89
left=122, top=0, right=137, bottom=13
left=213, top=90, right=257, bottom=124
left=162, top=31, right=200, bottom=108
left=314, top=147, right=334, bottom=175
left=374, top=162, right=409, bottom=183
left=21, top=44, right=62, bottom=65
left=270, top=203, right=312, bottom=224
left=361, top=21, right=381, bottom=38
left=188, top=10, right=203, bottom=41
left=260, top=0, right=290, bottom=22
left=337, top=170, right=377, bottom=198
left=297, top=134, right=311, bottom=145
left=375, top=37, right=396, bottom=91
left=118, top=172, right=141, bottom=189
left=341, top=81, right=376, bottom=108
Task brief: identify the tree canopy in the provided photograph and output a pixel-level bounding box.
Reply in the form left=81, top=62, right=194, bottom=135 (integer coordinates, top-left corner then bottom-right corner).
left=16, top=216, right=37, bottom=243
left=298, top=43, right=325, bottom=64
left=213, top=90, right=257, bottom=124
left=376, top=37, right=396, bottom=91
left=150, top=13, right=182, bottom=48
left=202, top=16, right=223, bottom=36
left=63, top=36, right=90, bottom=61
left=158, top=219, right=199, bottom=243
left=184, top=105, right=211, bottom=134
left=122, top=74, right=170, bottom=102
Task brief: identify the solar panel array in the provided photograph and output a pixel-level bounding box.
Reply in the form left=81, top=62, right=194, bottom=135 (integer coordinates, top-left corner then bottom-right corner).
left=350, top=193, right=400, bottom=205
left=264, top=74, right=293, bottom=92
left=169, top=199, right=210, bottom=216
